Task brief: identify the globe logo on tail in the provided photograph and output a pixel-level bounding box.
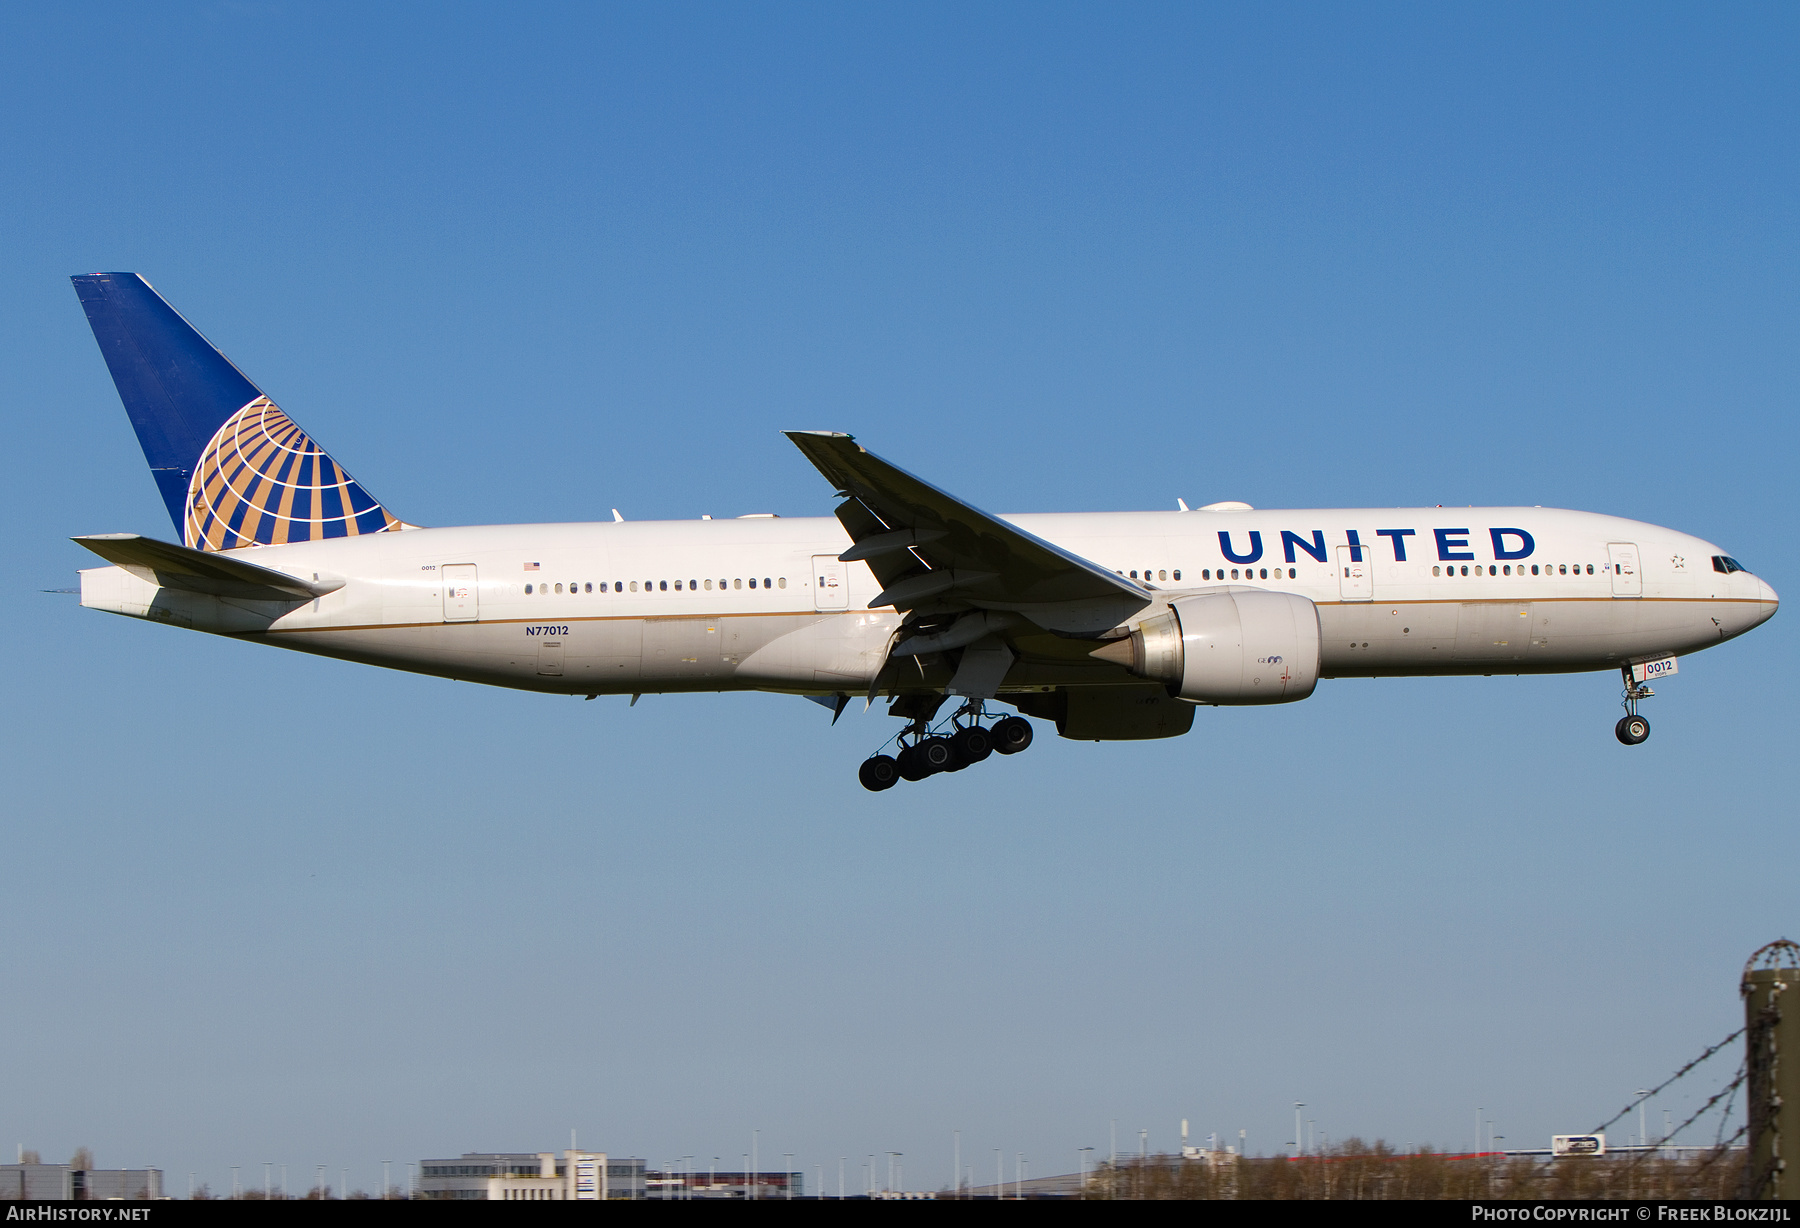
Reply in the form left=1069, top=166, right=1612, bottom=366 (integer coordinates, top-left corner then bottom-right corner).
left=184, top=396, right=401, bottom=551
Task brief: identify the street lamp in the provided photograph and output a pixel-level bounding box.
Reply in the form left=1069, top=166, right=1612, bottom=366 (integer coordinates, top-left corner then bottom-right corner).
left=1078, top=1147, right=1093, bottom=1195
left=1294, top=1104, right=1304, bottom=1157
left=1637, top=1090, right=1652, bottom=1151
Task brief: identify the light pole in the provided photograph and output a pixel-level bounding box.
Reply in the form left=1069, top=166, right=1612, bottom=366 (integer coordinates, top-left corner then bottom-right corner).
left=751, top=1131, right=759, bottom=1200
left=381, top=1160, right=391, bottom=1200
left=1078, top=1147, right=1093, bottom=1195
left=953, top=1130, right=961, bottom=1198
left=1637, top=1090, right=1652, bottom=1151
left=1294, top=1103, right=1304, bottom=1157
left=230, top=1168, right=239, bottom=1200
left=784, top=1154, right=793, bottom=1199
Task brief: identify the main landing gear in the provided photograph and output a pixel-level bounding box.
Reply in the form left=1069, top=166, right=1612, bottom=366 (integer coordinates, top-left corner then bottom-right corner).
left=1616, top=665, right=1652, bottom=746
left=858, top=701, right=1035, bottom=792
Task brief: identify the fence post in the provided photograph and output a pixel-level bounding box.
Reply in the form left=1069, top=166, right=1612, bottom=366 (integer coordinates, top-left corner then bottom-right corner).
left=1743, top=940, right=1800, bottom=1199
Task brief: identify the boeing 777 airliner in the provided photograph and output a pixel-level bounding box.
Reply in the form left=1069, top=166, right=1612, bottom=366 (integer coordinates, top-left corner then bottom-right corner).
left=69, top=273, right=1778, bottom=790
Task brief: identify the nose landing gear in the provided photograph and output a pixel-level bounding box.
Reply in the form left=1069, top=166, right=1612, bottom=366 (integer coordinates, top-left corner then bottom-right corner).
left=857, top=700, right=1034, bottom=791
left=1616, top=665, right=1653, bottom=745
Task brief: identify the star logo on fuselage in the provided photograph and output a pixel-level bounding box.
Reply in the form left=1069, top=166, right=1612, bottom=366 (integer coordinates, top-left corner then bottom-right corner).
left=1671, top=554, right=1685, bottom=569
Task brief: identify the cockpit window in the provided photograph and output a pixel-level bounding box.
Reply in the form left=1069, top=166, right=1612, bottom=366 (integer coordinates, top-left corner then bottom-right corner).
left=1713, top=556, right=1751, bottom=575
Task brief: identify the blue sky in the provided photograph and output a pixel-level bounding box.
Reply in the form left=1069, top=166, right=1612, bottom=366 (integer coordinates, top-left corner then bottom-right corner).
left=1, top=1, right=1794, bottom=1194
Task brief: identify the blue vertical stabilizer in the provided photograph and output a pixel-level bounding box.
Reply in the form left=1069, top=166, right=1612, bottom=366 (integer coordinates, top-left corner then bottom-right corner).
left=72, top=273, right=403, bottom=550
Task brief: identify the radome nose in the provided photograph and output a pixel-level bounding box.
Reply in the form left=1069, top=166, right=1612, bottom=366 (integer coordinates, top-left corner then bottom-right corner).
left=1757, top=576, right=1780, bottom=621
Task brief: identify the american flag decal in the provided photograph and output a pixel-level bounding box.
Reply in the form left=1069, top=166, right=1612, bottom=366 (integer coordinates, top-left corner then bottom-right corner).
left=524, top=562, right=540, bottom=571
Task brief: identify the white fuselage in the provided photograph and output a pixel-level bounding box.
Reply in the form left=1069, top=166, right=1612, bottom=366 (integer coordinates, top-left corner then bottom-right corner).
left=78, top=507, right=1778, bottom=697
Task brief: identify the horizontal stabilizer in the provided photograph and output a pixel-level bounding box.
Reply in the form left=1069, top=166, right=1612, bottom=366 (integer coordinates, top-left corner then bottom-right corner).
left=72, top=534, right=342, bottom=601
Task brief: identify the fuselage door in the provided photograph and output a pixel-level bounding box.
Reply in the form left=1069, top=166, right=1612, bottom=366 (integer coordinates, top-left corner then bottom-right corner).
left=812, top=554, right=848, bottom=611
left=1336, top=545, right=1372, bottom=601
left=1608, top=543, right=1642, bottom=597
left=442, top=563, right=479, bottom=622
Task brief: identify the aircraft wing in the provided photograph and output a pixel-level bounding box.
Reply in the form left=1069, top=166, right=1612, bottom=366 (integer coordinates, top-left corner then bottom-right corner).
left=784, top=431, right=1149, bottom=635
left=73, top=534, right=343, bottom=601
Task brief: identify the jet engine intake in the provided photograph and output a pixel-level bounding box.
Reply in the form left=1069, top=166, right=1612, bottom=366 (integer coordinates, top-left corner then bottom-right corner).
left=1099, top=589, right=1321, bottom=704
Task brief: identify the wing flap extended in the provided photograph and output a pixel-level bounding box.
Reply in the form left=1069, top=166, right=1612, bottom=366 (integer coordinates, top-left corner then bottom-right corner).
left=785, top=431, right=1148, bottom=634
left=73, top=534, right=342, bottom=601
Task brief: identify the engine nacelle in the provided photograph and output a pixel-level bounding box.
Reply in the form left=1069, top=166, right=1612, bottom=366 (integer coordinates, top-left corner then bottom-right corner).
left=1114, top=590, right=1321, bottom=704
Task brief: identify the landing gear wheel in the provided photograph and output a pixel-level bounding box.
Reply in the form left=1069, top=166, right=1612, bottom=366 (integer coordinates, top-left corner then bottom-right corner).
left=896, top=745, right=930, bottom=782
left=917, top=736, right=956, bottom=775
left=992, top=716, right=1034, bottom=755
left=952, top=725, right=994, bottom=764
left=859, top=755, right=900, bottom=792
left=1616, top=715, right=1650, bottom=746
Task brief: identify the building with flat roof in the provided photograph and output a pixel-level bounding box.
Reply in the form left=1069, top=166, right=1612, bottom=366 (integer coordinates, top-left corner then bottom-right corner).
left=418, top=1152, right=644, bottom=1200
left=0, top=1163, right=162, bottom=1200
left=644, top=1169, right=803, bottom=1199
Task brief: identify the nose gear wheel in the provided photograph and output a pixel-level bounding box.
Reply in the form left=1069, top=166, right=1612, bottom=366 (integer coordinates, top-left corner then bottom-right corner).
left=1616, top=664, right=1654, bottom=746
